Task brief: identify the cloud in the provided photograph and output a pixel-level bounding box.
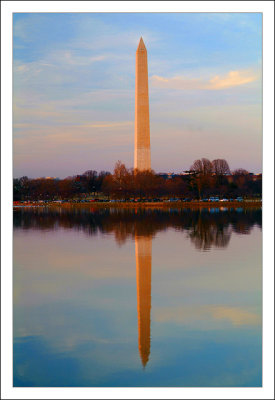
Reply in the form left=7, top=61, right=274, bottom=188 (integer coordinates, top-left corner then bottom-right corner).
left=14, top=123, right=133, bottom=145
left=151, top=75, right=202, bottom=90
left=52, top=51, right=107, bottom=66
left=81, top=122, right=133, bottom=128
left=13, top=123, right=35, bottom=129
left=154, top=305, right=261, bottom=327
left=13, top=50, right=108, bottom=80
left=211, top=306, right=261, bottom=326
left=208, top=70, right=257, bottom=89
left=151, top=70, right=258, bottom=91
left=13, top=89, right=133, bottom=130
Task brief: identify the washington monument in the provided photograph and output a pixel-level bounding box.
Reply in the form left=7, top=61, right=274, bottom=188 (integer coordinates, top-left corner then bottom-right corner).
left=134, top=37, right=151, bottom=171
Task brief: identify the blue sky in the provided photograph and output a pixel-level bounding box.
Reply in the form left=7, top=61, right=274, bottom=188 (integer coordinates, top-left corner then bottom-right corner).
left=13, top=13, right=262, bottom=178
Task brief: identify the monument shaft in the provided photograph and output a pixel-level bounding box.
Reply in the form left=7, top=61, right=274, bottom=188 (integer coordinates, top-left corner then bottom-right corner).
left=135, top=38, right=151, bottom=171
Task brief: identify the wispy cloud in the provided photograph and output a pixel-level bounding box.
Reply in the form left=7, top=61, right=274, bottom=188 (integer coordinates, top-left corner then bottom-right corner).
left=13, top=89, right=133, bottom=128
left=81, top=121, right=133, bottom=128
left=14, top=52, right=108, bottom=73
left=61, top=52, right=107, bottom=66
left=151, top=70, right=258, bottom=91
left=211, top=306, right=261, bottom=326
left=14, top=124, right=134, bottom=148
left=154, top=305, right=261, bottom=327
left=208, top=70, right=258, bottom=89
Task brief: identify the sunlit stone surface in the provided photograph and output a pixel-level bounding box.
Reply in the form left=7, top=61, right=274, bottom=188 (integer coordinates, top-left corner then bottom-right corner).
left=134, top=37, right=151, bottom=171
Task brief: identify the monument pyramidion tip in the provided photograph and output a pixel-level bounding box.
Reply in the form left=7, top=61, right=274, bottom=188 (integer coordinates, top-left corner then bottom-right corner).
left=137, top=37, right=146, bottom=51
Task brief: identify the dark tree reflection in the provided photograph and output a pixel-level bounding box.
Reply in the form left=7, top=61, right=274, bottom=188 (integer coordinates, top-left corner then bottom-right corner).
left=13, top=207, right=261, bottom=250
left=188, top=221, right=232, bottom=250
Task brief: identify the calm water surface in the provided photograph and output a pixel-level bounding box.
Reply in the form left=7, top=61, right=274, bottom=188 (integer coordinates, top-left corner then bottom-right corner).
left=13, top=207, right=262, bottom=387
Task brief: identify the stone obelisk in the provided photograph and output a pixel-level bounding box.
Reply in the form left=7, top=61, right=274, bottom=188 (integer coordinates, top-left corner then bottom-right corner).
left=134, top=37, right=151, bottom=171
left=135, top=235, right=152, bottom=367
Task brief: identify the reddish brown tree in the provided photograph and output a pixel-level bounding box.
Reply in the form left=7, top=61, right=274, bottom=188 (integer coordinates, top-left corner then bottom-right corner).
left=190, top=158, right=212, bottom=199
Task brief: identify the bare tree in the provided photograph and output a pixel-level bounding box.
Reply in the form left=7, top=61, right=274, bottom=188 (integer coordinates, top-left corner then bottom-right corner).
left=190, top=158, right=212, bottom=175
left=113, top=161, right=130, bottom=199
left=82, top=170, right=98, bottom=194
left=101, top=174, right=114, bottom=199
left=212, top=159, right=230, bottom=188
left=190, top=158, right=212, bottom=199
left=212, top=159, right=230, bottom=176
left=232, top=168, right=250, bottom=175
left=134, top=169, right=158, bottom=198
left=83, top=170, right=97, bottom=179
left=232, top=169, right=251, bottom=192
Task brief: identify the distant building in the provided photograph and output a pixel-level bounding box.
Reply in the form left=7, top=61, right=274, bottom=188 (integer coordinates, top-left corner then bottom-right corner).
left=157, top=172, right=187, bottom=180
left=35, top=176, right=59, bottom=181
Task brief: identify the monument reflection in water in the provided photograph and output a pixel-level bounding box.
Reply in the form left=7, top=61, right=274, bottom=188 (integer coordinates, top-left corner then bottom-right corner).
left=135, top=235, right=152, bottom=367
left=13, top=207, right=262, bottom=387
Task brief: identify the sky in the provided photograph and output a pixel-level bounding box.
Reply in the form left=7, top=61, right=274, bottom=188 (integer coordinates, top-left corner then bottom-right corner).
left=13, top=12, right=262, bottom=178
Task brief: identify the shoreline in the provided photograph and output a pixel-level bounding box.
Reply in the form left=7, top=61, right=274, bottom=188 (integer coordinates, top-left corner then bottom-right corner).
left=13, top=200, right=262, bottom=209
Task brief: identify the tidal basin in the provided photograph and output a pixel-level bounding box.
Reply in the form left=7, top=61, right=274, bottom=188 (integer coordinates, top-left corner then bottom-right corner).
left=13, top=207, right=262, bottom=387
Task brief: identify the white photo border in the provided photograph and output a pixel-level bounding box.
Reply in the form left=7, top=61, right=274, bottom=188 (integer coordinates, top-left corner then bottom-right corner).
left=1, top=1, right=274, bottom=399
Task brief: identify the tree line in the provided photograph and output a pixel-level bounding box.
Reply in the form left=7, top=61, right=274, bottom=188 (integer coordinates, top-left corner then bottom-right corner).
left=14, top=207, right=262, bottom=249
left=13, top=158, right=262, bottom=201
left=13, top=170, right=110, bottom=201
